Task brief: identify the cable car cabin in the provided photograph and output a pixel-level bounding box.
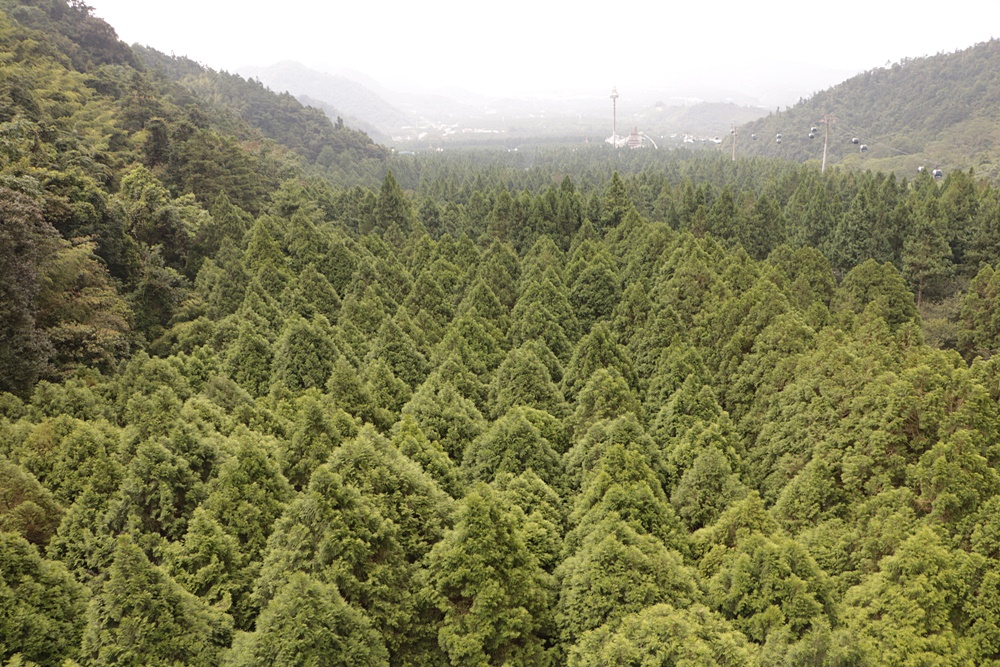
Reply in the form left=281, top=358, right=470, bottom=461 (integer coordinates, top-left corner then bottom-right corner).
left=860, top=144, right=868, bottom=152
left=776, top=138, right=782, bottom=144
left=851, top=137, right=860, bottom=144
left=751, top=134, right=758, bottom=140
left=932, top=169, right=944, bottom=179
left=811, top=127, right=819, bottom=133
left=776, top=133, right=782, bottom=139
left=808, top=132, right=816, bottom=139
left=918, top=166, right=925, bottom=173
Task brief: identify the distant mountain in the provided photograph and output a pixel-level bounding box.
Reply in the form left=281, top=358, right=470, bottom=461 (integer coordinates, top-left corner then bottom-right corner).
left=238, top=61, right=414, bottom=137
left=633, top=102, right=766, bottom=138
left=296, top=94, right=390, bottom=144
left=732, top=40, right=1000, bottom=180
left=234, top=61, right=771, bottom=148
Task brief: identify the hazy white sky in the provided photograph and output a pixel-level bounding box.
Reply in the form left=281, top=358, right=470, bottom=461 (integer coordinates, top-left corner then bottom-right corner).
left=85, top=0, right=1000, bottom=100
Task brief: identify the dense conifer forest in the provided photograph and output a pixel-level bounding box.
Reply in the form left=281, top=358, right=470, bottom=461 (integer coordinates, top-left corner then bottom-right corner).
left=8, top=2, right=1000, bottom=666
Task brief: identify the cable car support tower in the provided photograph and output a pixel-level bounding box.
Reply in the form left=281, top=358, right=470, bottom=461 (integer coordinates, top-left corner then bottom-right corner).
left=819, top=114, right=836, bottom=173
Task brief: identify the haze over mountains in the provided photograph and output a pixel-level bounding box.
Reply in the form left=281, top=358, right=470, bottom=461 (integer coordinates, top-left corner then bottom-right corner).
left=237, top=40, right=1000, bottom=180
left=238, top=61, right=775, bottom=149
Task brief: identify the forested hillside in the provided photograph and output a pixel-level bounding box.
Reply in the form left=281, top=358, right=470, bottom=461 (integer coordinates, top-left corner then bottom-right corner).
left=734, top=40, right=1000, bottom=180
left=8, top=2, right=1000, bottom=667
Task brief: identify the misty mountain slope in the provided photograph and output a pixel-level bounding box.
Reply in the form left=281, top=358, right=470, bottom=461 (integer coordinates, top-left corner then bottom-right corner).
left=132, top=46, right=387, bottom=167
left=297, top=94, right=390, bottom=144
left=733, top=40, right=1000, bottom=179
left=239, top=61, right=414, bottom=137
left=633, top=102, right=765, bottom=137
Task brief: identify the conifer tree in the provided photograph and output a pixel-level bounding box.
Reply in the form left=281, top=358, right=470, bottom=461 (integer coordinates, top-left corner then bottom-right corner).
left=557, top=518, right=698, bottom=646
left=834, top=258, right=918, bottom=330
left=570, top=368, right=643, bottom=436
left=368, top=317, right=429, bottom=388
left=391, top=414, right=464, bottom=498
left=0, top=532, right=87, bottom=666
left=279, top=392, right=345, bottom=491
left=561, top=322, right=637, bottom=401
left=0, top=188, right=58, bottom=397
left=568, top=603, right=756, bottom=667
left=401, top=375, right=486, bottom=464
left=81, top=534, right=231, bottom=667
left=903, top=197, right=952, bottom=307
left=601, top=171, right=632, bottom=231
left=0, top=456, right=64, bottom=546
left=493, top=470, right=566, bottom=572
left=255, top=436, right=450, bottom=666
left=373, top=170, right=413, bottom=236
left=105, top=439, right=205, bottom=542
left=424, top=484, right=555, bottom=667
left=203, top=428, right=291, bottom=563
left=231, top=573, right=389, bottom=667
left=270, top=314, right=339, bottom=392
left=168, top=507, right=254, bottom=629
left=464, top=406, right=565, bottom=490
left=489, top=346, right=568, bottom=419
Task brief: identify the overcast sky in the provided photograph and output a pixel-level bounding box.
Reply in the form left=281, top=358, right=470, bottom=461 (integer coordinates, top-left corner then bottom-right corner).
left=85, top=0, right=1000, bottom=102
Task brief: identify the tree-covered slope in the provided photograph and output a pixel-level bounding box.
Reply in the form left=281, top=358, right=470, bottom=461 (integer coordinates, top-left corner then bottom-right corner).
left=239, top=61, right=414, bottom=138
left=733, top=40, right=1000, bottom=180
left=132, top=46, right=388, bottom=170
left=0, top=0, right=390, bottom=390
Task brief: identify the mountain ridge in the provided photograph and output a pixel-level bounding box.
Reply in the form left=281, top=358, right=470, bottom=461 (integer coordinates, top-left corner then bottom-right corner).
left=731, top=39, right=1000, bottom=180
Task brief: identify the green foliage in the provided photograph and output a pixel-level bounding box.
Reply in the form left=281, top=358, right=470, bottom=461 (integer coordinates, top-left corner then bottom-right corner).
left=570, top=367, right=642, bottom=436
left=368, top=316, right=429, bottom=388
left=255, top=430, right=452, bottom=665
left=0, top=188, right=58, bottom=396
left=0, top=457, right=62, bottom=546
left=230, top=573, right=388, bottom=667
left=279, top=392, right=344, bottom=491
left=0, top=531, right=87, bottom=666
left=401, top=374, right=486, bottom=464
left=834, top=258, right=919, bottom=330
left=842, top=527, right=987, bottom=666
left=81, top=534, right=231, bottom=667
left=167, top=507, right=255, bottom=629
left=105, top=438, right=205, bottom=542
left=391, top=414, right=463, bottom=498
left=568, top=603, right=756, bottom=667
left=423, top=484, right=555, bottom=667
left=489, top=346, right=568, bottom=419
left=464, top=406, right=565, bottom=490
left=561, top=321, right=637, bottom=401
left=557, top=518, right=699, bottom=645
left=373, top=170, right=413, bottom=236
left=958, top=263, right=1000, bottom=357
left=701, top=531, right=836, bottom=644
left=203, top=429, right=291, bottom=562
left=270, top=315, right=338, bottom=392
